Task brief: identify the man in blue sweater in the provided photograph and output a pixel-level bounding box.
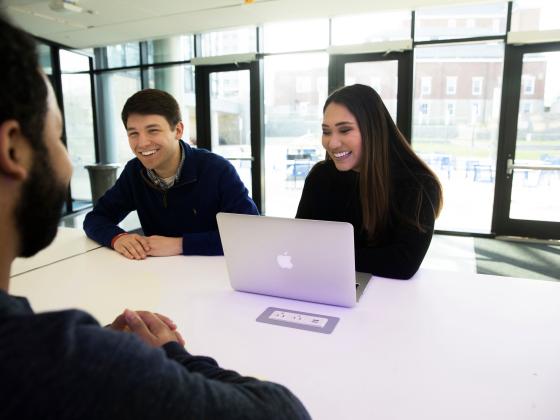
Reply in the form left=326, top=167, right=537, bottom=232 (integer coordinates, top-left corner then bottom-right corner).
left=83, top=89, right=258, bottom=259
left=0, top=14, right=309, bottom=420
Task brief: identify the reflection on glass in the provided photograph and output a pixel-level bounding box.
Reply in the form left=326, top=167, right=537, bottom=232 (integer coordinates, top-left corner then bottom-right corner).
left=264, top=53, right=328, bottom=217
left=38, top=43, right=52, bottom=75
left=200, top=27, right=256, bottom=56
left=512, top=0, right=560, bottom=32
left=145, top=36, right=193, bottom=63
left=509, top=51, right=560, bottom=222
left=60, top=49, right=90, bottom=72
left=209, top=70, right=252, bottom=195
left=262, top=20, right=329, bottom=53
left=415, top=2, right=507, bottom=41
left=412, top=43, right=504, bottom=233
left=102, top=43, right=140, bottom=68
left=147, top=64, right=196, bottom=145
left=331, top=11, right=411, bottom=45
left=97, top=70, right=141, bottom=168
left=62, top=74, right=96, bottom=205
left=345, top=61, right=398, bottom=120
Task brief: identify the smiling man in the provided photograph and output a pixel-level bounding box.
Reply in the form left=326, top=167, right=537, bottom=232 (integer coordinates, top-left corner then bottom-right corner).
left=83, top=89, right=258, bottom=259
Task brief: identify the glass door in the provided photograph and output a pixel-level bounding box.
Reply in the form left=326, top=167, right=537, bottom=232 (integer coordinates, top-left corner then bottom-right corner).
left=209, top=70, right=252, bottom=194
left=328, top=51, right=413, bottom=138
left=195, top=62, right=264, bottom=211
left=493, top=44, right=560, bottom=239
left=59, top=49, right=99, bottom=213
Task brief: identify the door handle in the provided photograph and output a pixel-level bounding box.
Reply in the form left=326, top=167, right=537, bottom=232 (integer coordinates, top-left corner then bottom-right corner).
left=506, top=158, right=560, bottom=176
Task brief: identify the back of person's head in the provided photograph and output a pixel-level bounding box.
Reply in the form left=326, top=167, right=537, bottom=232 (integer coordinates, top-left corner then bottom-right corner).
left=0, top=12, right=71, bottom=258
left=121, top=89, right=182, bottom=129
left=0, top=13, right=48, bottom=152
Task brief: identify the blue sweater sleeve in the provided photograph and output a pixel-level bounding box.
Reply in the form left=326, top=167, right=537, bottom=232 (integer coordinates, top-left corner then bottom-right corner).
left=181, top=158, right=259, bottom=256
left=83, top=163, right=136, bottom=248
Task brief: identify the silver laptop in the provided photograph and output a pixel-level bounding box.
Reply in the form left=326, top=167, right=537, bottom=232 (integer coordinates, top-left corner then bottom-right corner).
left=216, top=213, right=371, bottom=307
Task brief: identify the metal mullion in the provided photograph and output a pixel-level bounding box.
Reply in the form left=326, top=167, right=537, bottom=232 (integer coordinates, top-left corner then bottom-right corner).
left=249, top=59, right=264, bottom=213
left=88, top=55, right=100, bottom=164
left=139, top=41, right=149, bottom=89
left=195, top=66, right=211, bottom=151
left=397, top=50, right=413, bottom=141
left=413, top=35, right=506, bottom=48
left=491, top=43, right=522, bottom=235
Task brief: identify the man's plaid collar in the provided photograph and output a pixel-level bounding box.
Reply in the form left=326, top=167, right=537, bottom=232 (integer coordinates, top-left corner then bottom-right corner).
left=146, top=144, right=185, bottom=189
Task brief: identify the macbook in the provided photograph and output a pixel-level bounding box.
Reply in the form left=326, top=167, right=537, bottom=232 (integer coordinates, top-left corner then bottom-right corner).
left=216, top=213, right=371, bottom=307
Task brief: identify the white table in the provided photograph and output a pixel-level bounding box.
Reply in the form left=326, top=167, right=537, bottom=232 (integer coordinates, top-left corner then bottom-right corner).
left=9, top=230, right=560, bottom=420
left=10, top=227, right=101, bottom=277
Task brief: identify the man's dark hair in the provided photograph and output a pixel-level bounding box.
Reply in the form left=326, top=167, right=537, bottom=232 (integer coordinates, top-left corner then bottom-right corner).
left=0, top=13, right=49, bottom=151
left=121, top=89, right=182, bottom=129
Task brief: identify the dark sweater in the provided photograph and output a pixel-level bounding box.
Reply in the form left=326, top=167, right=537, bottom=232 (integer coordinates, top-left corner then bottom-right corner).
left=83, top=141, right=258, bottom=255
left=296, top=159, right=439, bottom=279
left=0, top=290, right=310, bottom=420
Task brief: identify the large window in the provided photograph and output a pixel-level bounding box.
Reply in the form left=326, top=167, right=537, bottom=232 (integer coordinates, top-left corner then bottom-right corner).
left=208, top=70, right=253, bottom=196
left=343, top=60, right=399, bottom=121
left=331, top=11, right=411, bottom=45
left=97, top=70, right=141, bottom=168
left=415, top=2, right=507, bottom=41
left=512, top=0, right=560, bottom=32
left=412, top=42, right=505, bottom=233
left=61, top=73, right=96, bottom=204
left=60, top=50, right=96, bottom=209
left=446, top=76, right=458, bottom=95
left=53, top=2, right=559, bottom=238
left=102, top=43, right=140, bottom=68
left=146, top=64, right=197, bottom=145
left=200, top=27, right=256, bottom=56
left=262, top=20, right=329, bottom=53
left=264, top=53, right=328, bottom=217
left=145, top=35, right=193, bottom=63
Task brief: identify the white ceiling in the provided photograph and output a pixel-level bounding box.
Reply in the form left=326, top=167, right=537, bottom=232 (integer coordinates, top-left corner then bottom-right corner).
left=2, top=0, right=490, bottom=48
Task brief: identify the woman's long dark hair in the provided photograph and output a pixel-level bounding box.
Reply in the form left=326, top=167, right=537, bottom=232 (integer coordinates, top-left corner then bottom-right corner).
left=323, top=84, right=443, bottom=243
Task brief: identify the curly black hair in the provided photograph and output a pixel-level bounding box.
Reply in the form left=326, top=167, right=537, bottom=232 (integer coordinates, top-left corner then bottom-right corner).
left=0, top=13, right=48, bottom=151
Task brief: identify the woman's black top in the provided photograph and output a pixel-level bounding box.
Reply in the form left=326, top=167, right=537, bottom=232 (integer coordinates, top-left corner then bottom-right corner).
left=296, top=159, right=439, bottom=279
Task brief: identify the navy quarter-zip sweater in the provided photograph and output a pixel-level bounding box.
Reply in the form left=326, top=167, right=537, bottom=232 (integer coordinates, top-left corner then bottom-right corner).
left=83, top=141, right=258, bottom=255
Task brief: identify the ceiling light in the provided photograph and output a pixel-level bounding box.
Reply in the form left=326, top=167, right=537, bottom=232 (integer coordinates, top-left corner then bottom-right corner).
left=48, top=0, right=83, bottom=13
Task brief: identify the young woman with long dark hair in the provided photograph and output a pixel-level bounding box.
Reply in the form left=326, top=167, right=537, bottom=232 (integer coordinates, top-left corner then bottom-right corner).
left=296, top=84, right=443, bottom=279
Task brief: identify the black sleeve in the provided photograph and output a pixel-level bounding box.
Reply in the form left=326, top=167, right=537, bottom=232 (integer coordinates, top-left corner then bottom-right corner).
left=355, top=179, right=438, bottom=280
left=63, top=324, right=311, bottom=420
left=295, top=162, right=324, bottom=219
left=3, top=307, right=310, bottom=420
left=157, top=342, right=311, bottom=419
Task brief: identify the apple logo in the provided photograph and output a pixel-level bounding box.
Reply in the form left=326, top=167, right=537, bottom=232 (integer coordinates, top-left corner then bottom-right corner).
left=276, top=252, right=293, bottom=269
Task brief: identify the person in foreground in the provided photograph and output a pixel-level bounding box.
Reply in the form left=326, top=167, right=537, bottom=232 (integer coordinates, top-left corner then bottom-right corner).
left=83, top=88, right=258, bottom=260
left=297, top=84, right=443, bottom=280
left=0, top=15, right=309, bottom=420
